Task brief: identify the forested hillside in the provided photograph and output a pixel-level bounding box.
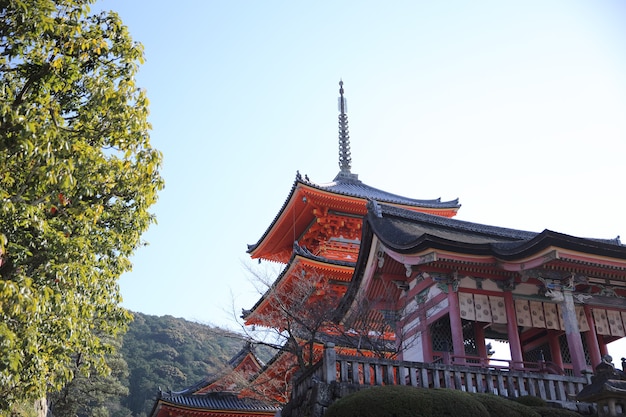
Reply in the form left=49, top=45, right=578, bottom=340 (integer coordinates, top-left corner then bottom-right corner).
left=119, top=312, right=247, bottom=417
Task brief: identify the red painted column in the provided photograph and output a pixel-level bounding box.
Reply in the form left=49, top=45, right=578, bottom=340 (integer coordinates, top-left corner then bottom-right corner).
left=584, top=305, right=602, bottom=367
left=561, top=290, right=586, bottom=376
left=474, top=322, right=488, bottom=366
left=447, top=284, right=466, bottom=364
left=599, top=336, right=609, bottom=356
left=548, top=330, right=564, bottom=371
left=504, top=291, right=523, bottom=369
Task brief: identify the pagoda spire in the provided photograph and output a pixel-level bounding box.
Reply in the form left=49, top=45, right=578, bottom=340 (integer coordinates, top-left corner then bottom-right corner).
left=335, top=80, right=359, bottom=182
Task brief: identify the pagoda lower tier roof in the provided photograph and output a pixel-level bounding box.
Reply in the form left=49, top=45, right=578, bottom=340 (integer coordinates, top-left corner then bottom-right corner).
left=367, top=201, right=624, bottom=260
left=242, top=244, right=356, bottom=325
left=154, top=392, right=279, bottom=414
left=247, top=172, right=460, bottom=261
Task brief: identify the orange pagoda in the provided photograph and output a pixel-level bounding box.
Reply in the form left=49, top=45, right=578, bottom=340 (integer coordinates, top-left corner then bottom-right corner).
left=240, top=81, right=461, bottom=399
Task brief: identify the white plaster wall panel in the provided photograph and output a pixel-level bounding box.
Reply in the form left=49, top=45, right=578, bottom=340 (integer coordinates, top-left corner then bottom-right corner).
left=428, top=298, right=448, bottom=319
left=607, top=309, right=625, bottom=337
left=516, top=283, right=540, bottom=296
left=576, top=306, right=590, bottom=332
left=458, top=292, right=476, bottom=321
left=473, top=294, right=492, bottom=323
left=515, top=299, right=533, bottom=327
left=403, top=333, right=424, bottom=362
left=481, top=279, right=501, bottom=292
left=529, top=300, right=546, bottom=328
left=404, top=316, right=420, bottom=334
left=403, top=299, right=417, bottom=317
left=459, top=276, right=475, bottom=289
left=489, top=296, right=507, bottom=324
left=428, top=285, right=442, bottom=301
left=544, top=303, right=560, bottom=330
left=593, top=309, right=611, bottom=336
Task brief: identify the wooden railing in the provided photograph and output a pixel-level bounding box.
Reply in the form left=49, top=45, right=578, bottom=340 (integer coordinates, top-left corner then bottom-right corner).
left=292, top=344, right=593, bottom=408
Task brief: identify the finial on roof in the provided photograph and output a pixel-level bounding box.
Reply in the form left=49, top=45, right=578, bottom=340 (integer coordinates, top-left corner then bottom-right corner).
left=338, top=80, right=351, bottom=173
left=334, top=81, right=359, bottom=182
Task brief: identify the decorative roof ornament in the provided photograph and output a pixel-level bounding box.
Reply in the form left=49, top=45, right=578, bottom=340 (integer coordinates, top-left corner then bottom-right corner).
left=335, top=80, right=359, bottom=182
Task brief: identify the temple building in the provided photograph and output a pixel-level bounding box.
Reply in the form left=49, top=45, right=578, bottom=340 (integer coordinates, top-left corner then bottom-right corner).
left=337, top=201, right=626, bottom=377
left=148, top=343, right=280, bottom=417
left=149, top=81, right=626, bottom=416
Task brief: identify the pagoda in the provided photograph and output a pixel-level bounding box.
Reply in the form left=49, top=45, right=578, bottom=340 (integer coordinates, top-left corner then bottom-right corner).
left=239, top=81, right=461, bottom=401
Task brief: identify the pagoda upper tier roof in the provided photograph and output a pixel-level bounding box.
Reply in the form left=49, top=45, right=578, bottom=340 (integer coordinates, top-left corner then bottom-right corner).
left=247, top=171, right=460, bottom=262
left=366, top=201, right=624, bottom=260
left=317, top=171, right=460, bottom=209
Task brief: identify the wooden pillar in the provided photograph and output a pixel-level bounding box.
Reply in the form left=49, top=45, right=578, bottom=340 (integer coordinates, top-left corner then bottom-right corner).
left=447, top=284, right=466, bottom=364
left=504, top=291, right=523, bottom=369
left=584, top=305, right=602, bottom=367
left=562, top=290, right=586, bottom=376
left=474, top=322, right=488, bottom=366
left=548, top=330, right=564, bottom=371
left=599, top=336, right=609, bottom=356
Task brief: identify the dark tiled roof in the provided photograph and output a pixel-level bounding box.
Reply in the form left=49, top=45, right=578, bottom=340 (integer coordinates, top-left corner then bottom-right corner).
left=158, top=391, right=279, bottom=412
left=312, top=173, right=460, bottom=209
left=368, top=202, right=537, bottom=252
left=367, top=201, right=625, bottom=259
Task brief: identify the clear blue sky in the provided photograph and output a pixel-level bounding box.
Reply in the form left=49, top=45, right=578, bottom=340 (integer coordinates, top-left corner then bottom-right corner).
left=98, top=1, right=626, bottom=356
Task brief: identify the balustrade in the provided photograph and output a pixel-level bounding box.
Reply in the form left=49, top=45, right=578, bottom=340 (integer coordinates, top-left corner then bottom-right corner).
left=292, top=345, right=592, bottom=409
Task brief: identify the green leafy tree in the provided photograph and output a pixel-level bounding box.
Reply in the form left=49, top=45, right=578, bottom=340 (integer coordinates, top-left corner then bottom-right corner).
left=0, top=0, right=163, bottom=412
left=47, top=337, right=132, bottom=417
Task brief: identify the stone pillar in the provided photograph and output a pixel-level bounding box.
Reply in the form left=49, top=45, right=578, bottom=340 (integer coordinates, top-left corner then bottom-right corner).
left=447, top=284, right=466, bottom=364
left=323, top=343, right=336, bottom=383
left=562, top=290, right=587, bottom=376
left=504, top=291, right=523, bottom=369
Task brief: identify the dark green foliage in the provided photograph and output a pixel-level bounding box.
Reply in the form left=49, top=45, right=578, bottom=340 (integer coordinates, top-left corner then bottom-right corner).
left=532, top=407, right=584, bottom=417
left=513, top=395, right=549, bottom=407
left=119, top=312, right=255, bottom=416
left=324, top=386, right=587, bottom=417
left=324, top=386, right=490, bottom=417
left=472, top=394, right=540, bottom=417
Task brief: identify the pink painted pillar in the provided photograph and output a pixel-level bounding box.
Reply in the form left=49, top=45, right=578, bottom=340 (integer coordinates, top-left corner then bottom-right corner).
left=504, top=291, right=523, bottom=369
left=562, top=290, right=586, bottom=376
left=584, top=305, right=602, bottom=367
left=421, top=310, right=433, bottom=363
left=448, top=285, right=466, bottom=364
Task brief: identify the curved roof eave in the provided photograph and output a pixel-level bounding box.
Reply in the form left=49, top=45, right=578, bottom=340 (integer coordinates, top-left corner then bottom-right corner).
left=367, top=202, right=626, bottom=261
left=311, top=175, right=461, bottom=209
left=247, top=172, right=461, bottom=255
left=243, top=243, right=356, bottom=321
left=156, top=393, right=280, bottom=413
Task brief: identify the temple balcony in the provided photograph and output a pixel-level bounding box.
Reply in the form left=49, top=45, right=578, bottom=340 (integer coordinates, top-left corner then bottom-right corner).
left=288, top=343, right=597, bottom=417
